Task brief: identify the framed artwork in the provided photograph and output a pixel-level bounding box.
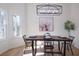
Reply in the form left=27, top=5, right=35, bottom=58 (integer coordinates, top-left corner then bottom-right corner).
left=39, top=17, right=54, bottom=31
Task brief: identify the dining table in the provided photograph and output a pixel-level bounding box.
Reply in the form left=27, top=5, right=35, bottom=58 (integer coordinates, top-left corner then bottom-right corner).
left=25, top=35, right=73, bottom=56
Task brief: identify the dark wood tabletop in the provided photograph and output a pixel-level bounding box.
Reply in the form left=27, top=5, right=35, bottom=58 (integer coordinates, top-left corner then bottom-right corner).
left=25, top=36, right=72, bottom=41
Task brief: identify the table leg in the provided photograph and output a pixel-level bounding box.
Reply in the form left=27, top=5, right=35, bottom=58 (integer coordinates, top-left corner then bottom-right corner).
left=58, top=41, right=60, bottom=52
left=32, top=41, right=35, bottom=56
left=35, top=41, right=37, bottom=55
left=63, top=41, right=66, bottom=56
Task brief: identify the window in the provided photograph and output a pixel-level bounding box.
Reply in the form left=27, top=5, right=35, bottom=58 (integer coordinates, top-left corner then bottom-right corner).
left=13, top=15, right=21, bottom=37
left=0, top=10, right=6, bottom=39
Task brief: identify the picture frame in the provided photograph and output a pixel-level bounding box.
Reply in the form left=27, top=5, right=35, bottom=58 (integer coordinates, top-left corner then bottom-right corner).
left=39, top=17, right=54, bottom=32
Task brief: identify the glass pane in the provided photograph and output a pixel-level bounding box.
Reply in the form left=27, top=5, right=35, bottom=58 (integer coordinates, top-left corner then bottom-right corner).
left=13, top=15, right=20, bottom=37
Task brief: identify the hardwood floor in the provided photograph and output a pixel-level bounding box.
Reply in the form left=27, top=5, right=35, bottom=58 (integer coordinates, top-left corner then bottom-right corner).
left=0, top=46, right=24, bottom=56
left=0, top=45, right=79, bottom=56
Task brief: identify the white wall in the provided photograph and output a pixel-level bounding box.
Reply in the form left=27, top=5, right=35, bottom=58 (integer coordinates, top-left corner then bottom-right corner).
left=71, top=4, right=79, bottom=48
left=54, top=4, right=71, bottom=36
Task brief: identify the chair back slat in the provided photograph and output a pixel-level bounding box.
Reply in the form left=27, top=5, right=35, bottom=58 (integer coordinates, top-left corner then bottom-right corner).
left=69, top=36, right=75, bottom=40
left=69, top=36, right=75, bottom=43
left=23, top=35, right=27, bottom=45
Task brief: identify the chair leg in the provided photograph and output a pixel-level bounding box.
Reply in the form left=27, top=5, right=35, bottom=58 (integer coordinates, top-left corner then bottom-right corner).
left=24, top=50, right=25, bottom=54
left=44, top=53, right=46, bottom=56
left=23, top=47, right=26, bottom=54
left=61, top=43, right=63, bottom=52
left=67, top=44, right=70, bottom=52
left=23, top=45, right=27, bottom=54
left=61, top=43, right=74, bottom=55
left=44, top=46, right=46, bottom=56
left=52, top=49, right=54, bottom=55
left=44, top=49, right=46, bottom=56
left=69, top=44, right=74, bottom=55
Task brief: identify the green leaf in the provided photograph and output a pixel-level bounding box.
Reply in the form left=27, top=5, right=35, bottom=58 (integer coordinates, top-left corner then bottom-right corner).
left=64, top=20, right=75, bottom=31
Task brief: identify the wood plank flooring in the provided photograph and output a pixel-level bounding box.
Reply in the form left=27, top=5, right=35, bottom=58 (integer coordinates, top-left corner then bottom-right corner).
left=0, top=45, right=79, bottom=56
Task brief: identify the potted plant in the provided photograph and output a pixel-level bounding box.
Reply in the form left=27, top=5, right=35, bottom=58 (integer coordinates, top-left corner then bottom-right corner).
left=64, top=20, right=75, bottom=37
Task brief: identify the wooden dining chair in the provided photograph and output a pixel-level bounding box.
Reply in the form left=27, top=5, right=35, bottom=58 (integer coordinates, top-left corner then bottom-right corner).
left=44, top=33, right=54, bottom=56
left=23, top=35, right=32, bottom=54
left=61, top=36, right=75, bottom=55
